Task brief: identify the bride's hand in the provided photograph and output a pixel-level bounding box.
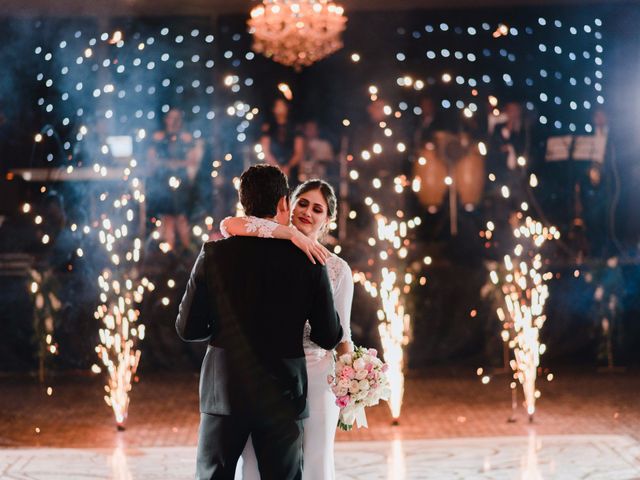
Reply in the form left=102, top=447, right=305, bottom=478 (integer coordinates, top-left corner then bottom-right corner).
left=290, top=228, right=331, bottom=265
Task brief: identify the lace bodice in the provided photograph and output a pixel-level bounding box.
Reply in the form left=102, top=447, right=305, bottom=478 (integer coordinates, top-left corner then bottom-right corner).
left=303, top=254, right=353, bottom=361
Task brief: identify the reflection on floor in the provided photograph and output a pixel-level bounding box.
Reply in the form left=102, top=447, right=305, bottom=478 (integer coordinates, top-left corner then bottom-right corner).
left=1, top=434, right=639, bottom=479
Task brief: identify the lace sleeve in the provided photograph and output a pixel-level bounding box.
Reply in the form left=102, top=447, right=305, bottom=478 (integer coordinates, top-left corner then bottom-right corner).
left=219, top=216, right=279, bottom=239
left=245, top=216, right=278, bottom=238
left=332, top=259, right=354, bottom=345
left=219, top=217, right=232, bottom=238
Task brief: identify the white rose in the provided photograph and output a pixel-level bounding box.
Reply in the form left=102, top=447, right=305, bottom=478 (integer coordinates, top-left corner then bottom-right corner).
left=338, top=379, right=350, bottom=390
left=358, top=380, right=370, bottom=391
left=340, top=353, right=353, bottom=365
left=349, top=380, right=360, bottom=394
left=353, top=358, right=366, bottom=371
left=355, top=369, right=368, bottom=381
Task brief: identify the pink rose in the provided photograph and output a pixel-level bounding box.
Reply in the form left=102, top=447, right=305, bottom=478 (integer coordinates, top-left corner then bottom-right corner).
left=368, top=348, right=378, bottom=357
left=381, top=364, right=389, bottom=373
left=341, top=366, right=356, bottom=380
left=327, top=375, right=335, bottom=384
left=336, top=395, right=350, bottom=408
left=365, top=363, right=374, bottom=372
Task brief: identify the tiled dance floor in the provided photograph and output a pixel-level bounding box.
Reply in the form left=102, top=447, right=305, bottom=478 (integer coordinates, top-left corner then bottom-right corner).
left=2, top=434, right=640, bottom=479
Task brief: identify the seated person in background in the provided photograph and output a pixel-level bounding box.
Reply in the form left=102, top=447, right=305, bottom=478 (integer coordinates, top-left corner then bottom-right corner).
left=299, top=120, right=335, bottom=182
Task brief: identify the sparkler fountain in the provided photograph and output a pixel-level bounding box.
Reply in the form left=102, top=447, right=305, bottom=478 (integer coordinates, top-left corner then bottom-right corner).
left=93, top=166, right=153, bottom=429
left=30, top=23, right=224, bottom=427
left=351, top=87, right=422, bottom=422
left=487, top=213, right=559, bottom=421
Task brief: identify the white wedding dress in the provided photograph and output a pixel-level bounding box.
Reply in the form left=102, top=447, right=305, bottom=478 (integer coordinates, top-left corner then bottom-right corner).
left=220, top=217, right=353, bottom=480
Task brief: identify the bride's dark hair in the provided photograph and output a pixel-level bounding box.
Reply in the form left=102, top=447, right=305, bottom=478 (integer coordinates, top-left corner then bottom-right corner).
left=291, top=180, right=337, bottom=223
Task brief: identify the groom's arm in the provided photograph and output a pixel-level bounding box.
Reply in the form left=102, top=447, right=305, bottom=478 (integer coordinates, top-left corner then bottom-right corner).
left=308, top=266, right=343, bottom=350
left=176, top=245, right=216, bottom=342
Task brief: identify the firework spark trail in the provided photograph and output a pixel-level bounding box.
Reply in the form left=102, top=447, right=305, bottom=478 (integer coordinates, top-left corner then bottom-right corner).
left=490, top=215, right=558, bottom=418
left=358, top=233, right=410, bottom=420
left=92, top=164, right=153, bottom=428
left=350, top=87, right=420, bottom=419
left=377, top=268, right=406, bottom=418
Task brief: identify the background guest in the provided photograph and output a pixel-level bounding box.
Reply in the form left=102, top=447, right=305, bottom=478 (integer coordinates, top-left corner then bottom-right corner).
left=260, top=98, right=304, bottom=186
left=147, top=108, right=202, bottom=253
left=299, top=119, right=336, bottom=183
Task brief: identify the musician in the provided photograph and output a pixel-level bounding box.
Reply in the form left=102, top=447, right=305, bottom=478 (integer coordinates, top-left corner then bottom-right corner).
left=412, top=95, right=456, bottom=152
left=488, top=101, right=527, bottom=182
left=580, top=107, right=612, bottom=256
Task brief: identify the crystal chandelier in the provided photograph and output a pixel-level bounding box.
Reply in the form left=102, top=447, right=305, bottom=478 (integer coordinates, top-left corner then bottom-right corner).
left=248, top=0, right=347, bottom=71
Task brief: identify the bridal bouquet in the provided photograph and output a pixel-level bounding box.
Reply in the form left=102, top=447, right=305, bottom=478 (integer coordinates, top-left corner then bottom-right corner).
left=328, top=346, right=391, bottom=431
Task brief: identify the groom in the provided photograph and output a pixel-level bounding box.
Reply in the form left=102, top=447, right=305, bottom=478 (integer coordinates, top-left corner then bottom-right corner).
left=176, top=164, right=343, bottom=480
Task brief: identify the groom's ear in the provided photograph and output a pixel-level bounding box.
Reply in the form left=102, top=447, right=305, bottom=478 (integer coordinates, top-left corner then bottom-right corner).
left=274, top=196, right=290, bottom=225
left=276, top=195, right=290, bottom=216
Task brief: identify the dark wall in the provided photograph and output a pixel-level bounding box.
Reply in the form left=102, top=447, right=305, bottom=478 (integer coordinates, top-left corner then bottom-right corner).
left=1, top=3, right=639, bottom=372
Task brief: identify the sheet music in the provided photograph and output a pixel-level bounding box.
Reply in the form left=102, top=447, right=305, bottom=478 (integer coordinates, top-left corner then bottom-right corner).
left=545, top=134, right=607, bottom=163
left=545, top=135, right=573, bottom=161
left=573, top=135, right=607, bottom=164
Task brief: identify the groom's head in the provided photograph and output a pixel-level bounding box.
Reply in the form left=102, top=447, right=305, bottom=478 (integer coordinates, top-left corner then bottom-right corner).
left=239, top=164, right=290, bottom=224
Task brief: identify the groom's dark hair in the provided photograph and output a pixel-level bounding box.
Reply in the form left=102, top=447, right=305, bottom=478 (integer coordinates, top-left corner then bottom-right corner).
left=239, top=164, right=289, bottom=218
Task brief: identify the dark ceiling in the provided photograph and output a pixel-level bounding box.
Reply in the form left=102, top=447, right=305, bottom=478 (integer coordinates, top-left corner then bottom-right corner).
left=0, top=0, right=635, bottom=17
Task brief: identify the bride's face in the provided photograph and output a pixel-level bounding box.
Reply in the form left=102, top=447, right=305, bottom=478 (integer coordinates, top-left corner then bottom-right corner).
left=291, top=189, right=329, bottom=240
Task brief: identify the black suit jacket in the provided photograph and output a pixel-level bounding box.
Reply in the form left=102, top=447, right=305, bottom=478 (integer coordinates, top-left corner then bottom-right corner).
left=176, top=236, right=343, bottom=420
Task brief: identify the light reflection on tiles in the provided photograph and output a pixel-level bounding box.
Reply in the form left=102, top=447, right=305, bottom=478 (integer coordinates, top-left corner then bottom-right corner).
left=1, top=435, right=639, bottom=479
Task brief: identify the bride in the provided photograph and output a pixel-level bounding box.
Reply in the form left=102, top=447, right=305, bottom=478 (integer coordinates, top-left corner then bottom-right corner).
left=220, top=179, right=354, bottom=480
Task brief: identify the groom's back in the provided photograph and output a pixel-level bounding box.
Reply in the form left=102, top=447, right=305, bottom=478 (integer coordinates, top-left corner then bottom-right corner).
left=203, top=236, right=318, bottom=358
left=198, top=235, right=338, bottom=419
